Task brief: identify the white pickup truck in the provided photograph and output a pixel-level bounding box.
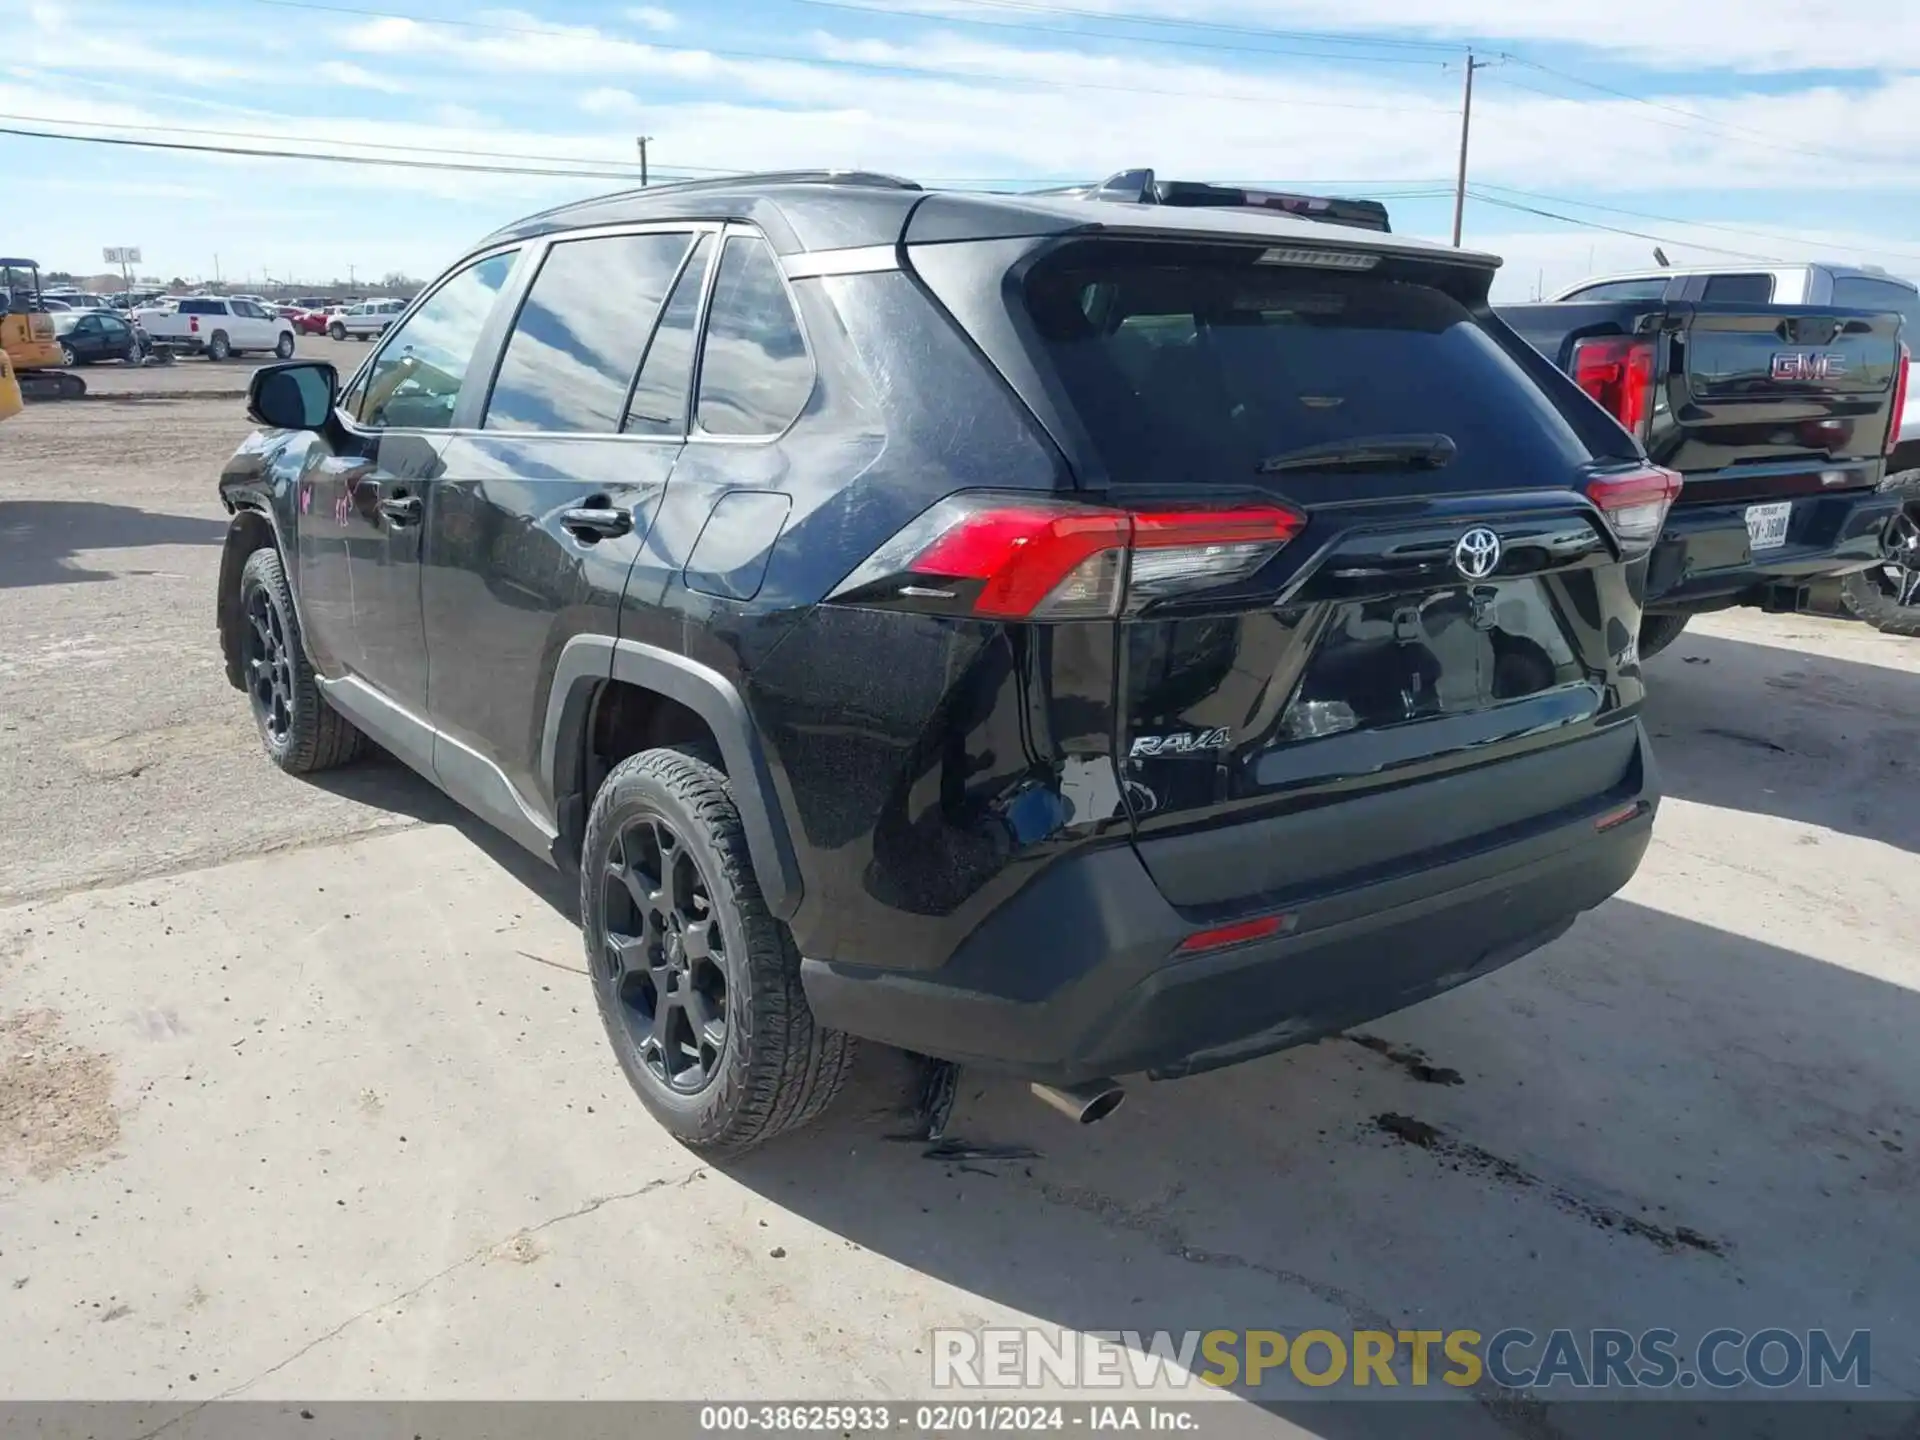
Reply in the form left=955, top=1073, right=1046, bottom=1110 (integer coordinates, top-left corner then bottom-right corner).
left=139, top=296, right=296, bottom=361
left=328, top=297, right=407, bottom=341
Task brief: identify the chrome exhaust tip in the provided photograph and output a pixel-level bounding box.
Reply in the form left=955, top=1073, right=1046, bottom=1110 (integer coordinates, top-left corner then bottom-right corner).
left=1030, top=1078, right=1126, bottom=1125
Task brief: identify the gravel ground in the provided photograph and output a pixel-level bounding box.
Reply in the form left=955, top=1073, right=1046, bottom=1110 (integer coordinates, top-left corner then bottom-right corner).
left=2, top=396, right=1918, bottom=1429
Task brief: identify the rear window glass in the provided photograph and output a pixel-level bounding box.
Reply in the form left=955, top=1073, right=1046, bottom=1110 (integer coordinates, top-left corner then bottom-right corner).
left=1700, top=272, right=1775, bottom=304
left=1025, top=254, right=1582, bottom=486
left=1562, top=278, right=1669, bottom=302
left=178, top=299, right=223, bottom=315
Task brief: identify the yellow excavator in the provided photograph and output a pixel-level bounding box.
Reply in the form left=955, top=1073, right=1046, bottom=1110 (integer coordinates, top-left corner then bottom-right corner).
left=2, top=257, right=88, bottom=401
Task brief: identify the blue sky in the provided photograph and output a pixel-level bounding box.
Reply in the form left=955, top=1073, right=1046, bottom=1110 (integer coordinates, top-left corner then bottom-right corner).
left=5, top=0, right=1920, bottom=299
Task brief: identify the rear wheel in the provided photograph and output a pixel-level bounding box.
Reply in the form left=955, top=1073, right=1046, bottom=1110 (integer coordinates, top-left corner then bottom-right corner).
left=206, top=330, right=231, bottom=362
left=1840, top=470, right=1920, bottom=637
left=236, top=547, right=364, bottom=773
left=580, top=747, right=853, bottom=1155
left=1639, top=612, right=1692, bottom=659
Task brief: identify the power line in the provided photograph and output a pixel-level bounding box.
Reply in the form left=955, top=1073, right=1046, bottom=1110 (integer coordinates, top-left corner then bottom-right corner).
left=0, top=122, right=700, bottom=180
left=791, top=0, right=1453, bottom=66
left=241, top=0, right=1460, bottom=114
left=1465, top=189, right=1786, bottom=262
left=0, top=110, right=653, bottom=171
left=1486, top=64, right=1900, bottom=169
left=1470, top=181, right=1920, bottom=265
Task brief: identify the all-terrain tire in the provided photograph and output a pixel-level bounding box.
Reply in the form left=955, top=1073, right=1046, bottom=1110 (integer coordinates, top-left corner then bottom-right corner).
left=1639, top=612, right=1692, bottom=659
left=237, top=547, right=364, bottom=773
left=580, top=747, right=854, bottom=1154
left=1839, top=469, right=1920, bottom=637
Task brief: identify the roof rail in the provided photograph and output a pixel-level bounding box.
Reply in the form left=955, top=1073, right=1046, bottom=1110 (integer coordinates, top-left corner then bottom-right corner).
left=1041, top=169, right=1393, bottom=234
left=593, top=169, right=921, bottom=205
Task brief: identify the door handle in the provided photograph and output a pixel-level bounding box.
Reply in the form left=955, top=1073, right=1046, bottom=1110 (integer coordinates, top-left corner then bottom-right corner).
left=377, top=494, right=423, bottom=526
left=561, top=505, right=634, bottom=541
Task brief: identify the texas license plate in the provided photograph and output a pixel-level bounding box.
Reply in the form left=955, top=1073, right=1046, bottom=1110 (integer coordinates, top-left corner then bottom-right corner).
left=1745, top=501, right=1792, bottom=551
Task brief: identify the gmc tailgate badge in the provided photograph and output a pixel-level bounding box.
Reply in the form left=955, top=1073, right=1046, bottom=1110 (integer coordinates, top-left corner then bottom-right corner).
left=1772, top=352, right=1847, bottom=382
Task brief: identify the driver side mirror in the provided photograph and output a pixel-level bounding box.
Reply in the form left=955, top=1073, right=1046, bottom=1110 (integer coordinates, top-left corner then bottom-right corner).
left=248, top=360, right=338, bottom=431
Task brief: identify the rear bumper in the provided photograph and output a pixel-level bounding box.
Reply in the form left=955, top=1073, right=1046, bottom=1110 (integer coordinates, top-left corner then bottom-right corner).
left=1646, top=489, right=1901, bottom=611
left=801, top=722, right=1657, bottom=1085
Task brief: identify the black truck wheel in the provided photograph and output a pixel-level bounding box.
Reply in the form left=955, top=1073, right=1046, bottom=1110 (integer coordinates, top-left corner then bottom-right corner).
left=237, top=548, right=364, bottom=773
left=581, top=747, right=853, bottom=1154
left=1840, top=470, right=1920, bottom=637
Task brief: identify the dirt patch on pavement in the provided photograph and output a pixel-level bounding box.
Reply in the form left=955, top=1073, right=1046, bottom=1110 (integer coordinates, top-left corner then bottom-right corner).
left=0, top=1009, right=121, bottom=1180
left=1375, top=1112, right=1725, bottom=1258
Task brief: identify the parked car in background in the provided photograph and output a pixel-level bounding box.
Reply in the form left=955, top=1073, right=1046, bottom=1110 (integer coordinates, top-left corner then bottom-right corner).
left=289, top=308, right=331, bottom=335
left=1500, top=270, right=1908, bottom=656
left=218, top=169, right=1663, bottom=1153
left=142, top=295, right=295, bottom=360
left=51, top=308, right=143, bottom=365
left=328, top=298, right=404, bottom=340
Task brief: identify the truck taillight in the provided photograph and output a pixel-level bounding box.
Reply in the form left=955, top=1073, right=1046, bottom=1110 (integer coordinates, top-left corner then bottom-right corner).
left=189, top=316, right=199, bottom=333
left=1889, top=343, right=1910, bottom=457
left=1572, top=334, right=1657, bottom=442
left=828, top=495, right=1306, bottom=619
left=1586, top=465, right=1683, bottom=553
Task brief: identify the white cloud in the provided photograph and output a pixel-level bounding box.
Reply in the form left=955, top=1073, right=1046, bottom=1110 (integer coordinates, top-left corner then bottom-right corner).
left=317, top=60, right=409, bottom=93
left=900, top=0, right=1920, bottom=74
left=627, top=5, right=677, bottom=31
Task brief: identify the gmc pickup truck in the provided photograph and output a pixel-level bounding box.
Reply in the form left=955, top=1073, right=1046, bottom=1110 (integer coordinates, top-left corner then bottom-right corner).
left=1501, top=281, right=1909, bottom=654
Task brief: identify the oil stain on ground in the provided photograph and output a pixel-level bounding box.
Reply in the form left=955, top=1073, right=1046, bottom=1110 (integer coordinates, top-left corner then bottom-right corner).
left=0, top=1009, right=121, bottom=1180
left=1347, top=1033, right=1465, bottom=1085
left=1374, top=1113, right=1724, bottom=1258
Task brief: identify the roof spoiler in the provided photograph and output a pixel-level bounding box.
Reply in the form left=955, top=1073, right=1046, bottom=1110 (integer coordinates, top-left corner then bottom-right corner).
left=1041, top=169, right=1392, bottom=234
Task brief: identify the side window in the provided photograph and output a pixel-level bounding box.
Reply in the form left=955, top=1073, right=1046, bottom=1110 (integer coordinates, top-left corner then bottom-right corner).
left=484, top=231, right=691, bottom=433
left=1562, top=278, right=1670, bottom=303
left=694, top=234, right=812, bottom=437
left=352, top=250, right=517, bottom=431
left=1832, top=276, right=1920, bottom=335
left=1700, top=273, right=1775, bottom=304
left=623, top=234, right=714, bottom=437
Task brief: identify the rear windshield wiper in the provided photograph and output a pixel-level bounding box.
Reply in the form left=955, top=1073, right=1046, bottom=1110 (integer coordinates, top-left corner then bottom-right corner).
left=1256, top=433, right=1457, bottom=474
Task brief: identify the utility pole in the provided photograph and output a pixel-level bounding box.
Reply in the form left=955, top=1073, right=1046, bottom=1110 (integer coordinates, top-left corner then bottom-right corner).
left=212, top=252, right=222, bottom=286
left=1451, top=51, right=1490, bottom=248
left=636, top=135, right=652, bottom=187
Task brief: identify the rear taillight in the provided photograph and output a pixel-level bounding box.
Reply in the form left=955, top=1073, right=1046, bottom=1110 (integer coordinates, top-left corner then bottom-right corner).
left=1571, top=334, right=1657, bottom=442
left=1586, top=465, right=1683, bottom=553
left=1888, top=343, right=1910, bottom=456
left=829, top=495, right=1306, bottom=619
left=189, top=316, right=199, bottom=333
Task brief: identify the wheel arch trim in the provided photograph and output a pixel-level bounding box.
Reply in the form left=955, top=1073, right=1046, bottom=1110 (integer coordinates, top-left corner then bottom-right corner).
left=542, top=635, right=804, bottom=920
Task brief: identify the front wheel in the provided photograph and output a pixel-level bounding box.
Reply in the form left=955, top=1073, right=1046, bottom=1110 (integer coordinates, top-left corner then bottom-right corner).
left=1840, top=469, right=1920, bottom=637
left=1639, top=612, right=1691, bottom=659
left=59, top=343, right=76, bottom=366
left=328, top=322, right=346, bottom=341
left=236, top=548, right=364, bottom=773
left=580, top=748, right=853, bottom=1155
left=275, top=332, right=295, bottom=359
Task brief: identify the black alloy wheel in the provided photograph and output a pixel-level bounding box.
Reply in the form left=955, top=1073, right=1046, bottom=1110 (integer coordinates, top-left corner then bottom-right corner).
left=599, top=813, right=730, bottom=1094
left=1841, top=471, right=1920, bottom=637
left=243, top=581, right=295, bottom=750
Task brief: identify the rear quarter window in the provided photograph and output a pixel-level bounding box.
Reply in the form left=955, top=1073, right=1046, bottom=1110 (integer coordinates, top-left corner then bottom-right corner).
left=1024, top=252, right=1592, bottom=489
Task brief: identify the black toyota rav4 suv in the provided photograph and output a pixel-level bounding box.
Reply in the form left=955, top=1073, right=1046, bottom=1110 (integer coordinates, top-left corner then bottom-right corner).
left=218, top=171, right=1666, bottom=1152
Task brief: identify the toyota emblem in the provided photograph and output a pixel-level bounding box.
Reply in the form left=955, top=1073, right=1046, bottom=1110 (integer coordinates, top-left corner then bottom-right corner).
left=1454, top=527, right=1502, bottom=580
